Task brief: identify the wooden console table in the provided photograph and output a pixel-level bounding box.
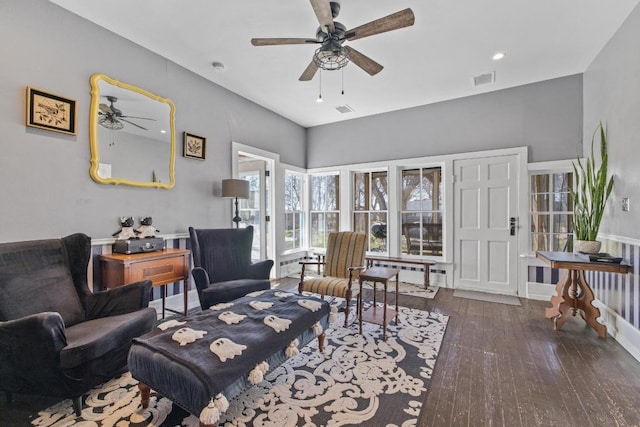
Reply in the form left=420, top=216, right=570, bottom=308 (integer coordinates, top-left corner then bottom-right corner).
left=100, top=248, right=191, bottom=318
left=365, top=255, right=435, bottom=289
left=536, top=251, right=629, bottom=337
left=358, top=266, right=400, bottom=341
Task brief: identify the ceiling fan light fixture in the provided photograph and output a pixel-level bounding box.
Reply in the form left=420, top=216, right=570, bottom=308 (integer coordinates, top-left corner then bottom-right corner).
left=313, top=41, right=349, bottom=71
left=98, top=115, right=124, bottom=130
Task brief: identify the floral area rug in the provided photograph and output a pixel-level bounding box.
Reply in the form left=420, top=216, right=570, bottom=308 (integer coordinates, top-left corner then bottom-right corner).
left=32, top=304, right=448, bottom=427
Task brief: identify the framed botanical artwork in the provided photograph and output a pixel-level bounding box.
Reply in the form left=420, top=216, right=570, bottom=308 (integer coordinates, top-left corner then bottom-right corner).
left=26, top=87, right=77, bottom=135
left=183, top=131, right=206, bottom=160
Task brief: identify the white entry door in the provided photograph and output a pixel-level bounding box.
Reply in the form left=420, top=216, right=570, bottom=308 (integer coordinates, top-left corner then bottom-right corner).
left=453, top=155, right=518, bottom=295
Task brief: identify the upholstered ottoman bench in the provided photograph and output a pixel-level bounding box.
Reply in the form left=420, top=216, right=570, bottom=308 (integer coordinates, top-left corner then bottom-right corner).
left=128, top=288, right=331, bottom=426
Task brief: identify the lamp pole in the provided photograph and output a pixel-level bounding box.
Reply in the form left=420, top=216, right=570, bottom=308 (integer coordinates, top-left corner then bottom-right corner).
left=232, top=197, right=241, bottom=228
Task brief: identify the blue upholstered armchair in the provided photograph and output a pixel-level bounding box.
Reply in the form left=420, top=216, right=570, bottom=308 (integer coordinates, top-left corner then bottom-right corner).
left=0, top=233, right=156, bottom=416
left=189, top=226, right=274, bottom=310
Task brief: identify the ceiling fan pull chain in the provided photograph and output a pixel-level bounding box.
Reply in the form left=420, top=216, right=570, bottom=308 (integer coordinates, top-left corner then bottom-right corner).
left=317, top=69, right=323, bottom=103
left=341, top=67, right=345, bottom=95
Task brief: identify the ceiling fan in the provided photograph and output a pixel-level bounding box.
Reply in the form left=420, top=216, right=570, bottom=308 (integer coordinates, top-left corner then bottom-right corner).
left=251, top=0, right=415, bottom=81
left=98, top=96, right=155, bottom=131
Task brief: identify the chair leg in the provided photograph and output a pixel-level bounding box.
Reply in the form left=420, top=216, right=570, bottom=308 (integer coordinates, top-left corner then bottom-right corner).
left=72, top=396, right=82, bottom=416
left=343, top=290, right=352, bottom=328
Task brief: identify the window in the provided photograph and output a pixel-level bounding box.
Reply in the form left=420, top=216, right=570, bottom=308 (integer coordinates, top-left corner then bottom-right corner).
left=530, top=172, right=574, bottom=252
left=284, top=171, right=304, bottom=251
left=400, top=167, right=443, bottom=256
left=353, top=171, right=388, bottom=252
left=310, top=173, right=340, bottom=248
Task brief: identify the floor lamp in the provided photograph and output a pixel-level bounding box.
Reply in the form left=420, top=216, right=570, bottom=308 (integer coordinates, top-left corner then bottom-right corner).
left=222, top=179, right=250, bottom=228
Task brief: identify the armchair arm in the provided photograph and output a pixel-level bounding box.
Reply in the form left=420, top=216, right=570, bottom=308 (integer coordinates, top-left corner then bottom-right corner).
left=191, top=266, right=211, bottom=291
left=84, top=280, right=152, bottom=320
left=347, top=266, right=367, bottom=289
left=247, top=259, right=274, bottom=279
left=0, top=312, right=67, bottom=386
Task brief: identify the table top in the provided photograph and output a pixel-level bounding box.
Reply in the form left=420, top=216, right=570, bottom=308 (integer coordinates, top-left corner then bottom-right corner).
left=361, top=266, right=400, bottom=281
left=536, top=251, right=630, bottom=274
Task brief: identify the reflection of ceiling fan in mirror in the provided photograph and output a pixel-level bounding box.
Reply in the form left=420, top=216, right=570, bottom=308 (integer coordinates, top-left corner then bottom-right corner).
left=251, top=0, right=415, bottom=81
left=98, top=95, right=155, bottom=131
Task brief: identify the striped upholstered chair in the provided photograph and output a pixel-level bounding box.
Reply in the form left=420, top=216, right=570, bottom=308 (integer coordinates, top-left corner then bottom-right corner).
left=298, top=231, right=367, bottom=327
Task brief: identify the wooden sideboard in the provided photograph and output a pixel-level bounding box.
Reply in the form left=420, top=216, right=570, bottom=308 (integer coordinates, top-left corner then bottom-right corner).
left=100, top=248, right=191, bottom=318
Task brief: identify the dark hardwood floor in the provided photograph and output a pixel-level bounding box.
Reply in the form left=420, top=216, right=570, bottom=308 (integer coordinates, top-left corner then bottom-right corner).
left=2, top=278, right=639, bottom=426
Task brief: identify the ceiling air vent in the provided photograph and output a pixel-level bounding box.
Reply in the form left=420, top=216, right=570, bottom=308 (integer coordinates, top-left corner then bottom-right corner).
left=473, top=71, right=495, bottom=87
left=335, top=104, right=354, bottom=114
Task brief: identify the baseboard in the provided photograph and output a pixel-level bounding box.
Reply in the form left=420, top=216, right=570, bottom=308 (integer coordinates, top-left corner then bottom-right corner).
left=593, top=299, right=640, bottom=362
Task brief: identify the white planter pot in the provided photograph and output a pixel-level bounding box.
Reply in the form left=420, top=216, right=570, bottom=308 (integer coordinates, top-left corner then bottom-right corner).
left=574, top=239, right=601, bottom=254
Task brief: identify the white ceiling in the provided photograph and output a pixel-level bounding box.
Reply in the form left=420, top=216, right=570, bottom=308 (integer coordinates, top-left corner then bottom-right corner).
left=51, top=0, right=639, bottom=128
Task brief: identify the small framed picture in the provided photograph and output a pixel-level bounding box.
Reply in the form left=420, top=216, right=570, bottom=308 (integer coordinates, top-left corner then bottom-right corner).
left=26, top=87, right=77, bottom=135
left=183, top=132, right=206, bottom=160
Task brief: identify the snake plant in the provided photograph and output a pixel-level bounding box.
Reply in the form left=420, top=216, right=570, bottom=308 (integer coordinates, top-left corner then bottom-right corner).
left=570, top=122, right=614, bottom=241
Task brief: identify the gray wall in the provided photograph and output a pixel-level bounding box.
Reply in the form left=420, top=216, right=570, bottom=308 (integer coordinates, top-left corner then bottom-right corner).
left=0, top=0, right=305, bottom=242
left=583, top=5, right=640, bottom=241
left=307, top=75, right=583, bottom=168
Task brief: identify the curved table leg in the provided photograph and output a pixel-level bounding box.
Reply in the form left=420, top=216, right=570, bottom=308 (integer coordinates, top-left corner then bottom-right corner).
left=545, top=269, right=606, bottom=337
left=574, top=270, right=606, bottom=337
left=546, top=269, right=571, bottom=322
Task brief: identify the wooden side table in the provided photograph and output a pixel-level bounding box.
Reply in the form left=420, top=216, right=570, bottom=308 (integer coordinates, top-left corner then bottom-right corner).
left=358, top=266, right=400, bottom=341
left=100, top=248, right=191, bottom=318
left=536, top=251, right=630, bottom=337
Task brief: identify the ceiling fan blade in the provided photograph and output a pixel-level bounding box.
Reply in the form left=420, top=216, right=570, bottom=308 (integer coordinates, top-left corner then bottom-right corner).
left=299, top=60, right=319, bottom=81
left=310, top=0, right=335, bottom=33
left=99, top=103, right=112, bottom=113
left=344, top=46, right=383, bottom=76
left=119, top=118, right=148, bottom=131
left=120, top=115, right=156, bottom=121
left=345, top=8, right=415, bottom=41
left=251, top=38, right=319, bottom=46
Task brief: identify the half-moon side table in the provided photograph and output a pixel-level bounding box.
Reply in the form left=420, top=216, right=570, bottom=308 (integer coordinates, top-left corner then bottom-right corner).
left=536, top=251, right=629, bottom=337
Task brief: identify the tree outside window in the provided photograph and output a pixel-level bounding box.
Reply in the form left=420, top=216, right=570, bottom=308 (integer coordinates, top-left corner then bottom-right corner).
left=310, top=173, right=340, bottom=248
left=530, top=172, right=573, bottom=252
left=353, top=171, right=388, bottom=252
left=284, top=171, right=304, bottom=251
left=400, top=167, right=443, bottom=256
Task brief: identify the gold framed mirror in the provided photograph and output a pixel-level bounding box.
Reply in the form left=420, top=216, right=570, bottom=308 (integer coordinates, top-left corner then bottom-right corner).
left=89, top=73, right=176, bottom=189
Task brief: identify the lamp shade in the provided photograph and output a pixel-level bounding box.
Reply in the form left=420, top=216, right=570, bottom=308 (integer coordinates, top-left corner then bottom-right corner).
left=222, top=179, right=249, bottom=199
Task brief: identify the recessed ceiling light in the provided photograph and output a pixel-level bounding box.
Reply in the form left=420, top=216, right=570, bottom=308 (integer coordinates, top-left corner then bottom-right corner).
left=492, top=51, right=506, bottom=61
left=211, top=61, right=226, bottom=72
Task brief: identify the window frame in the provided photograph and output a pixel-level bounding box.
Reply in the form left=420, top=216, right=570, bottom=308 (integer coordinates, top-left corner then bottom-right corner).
left=528, top=161, right=575, bottom=253
left=283, top=169, right=305, bottom=253
left=308, top=171, right=341, bottom=249
left=399, top=166, right=444, bottom=258
left=352, top=169, right=389, bottom=253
